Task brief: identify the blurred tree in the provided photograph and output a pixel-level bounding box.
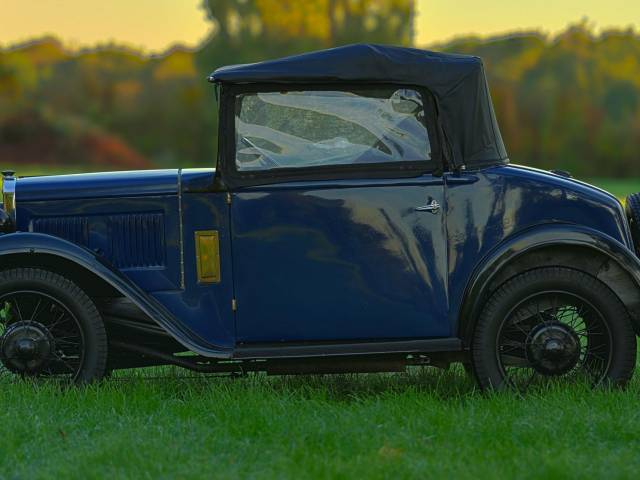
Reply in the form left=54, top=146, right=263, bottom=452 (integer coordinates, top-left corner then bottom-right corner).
left=201, top=0, right=414, bottom=50
left=442, top=22, right=640, bottom=177
left=1, top=13, right=640, bottom=178
left=250, top=0, right=414, bottom=46
left=202, top=0, right=261, bottom=47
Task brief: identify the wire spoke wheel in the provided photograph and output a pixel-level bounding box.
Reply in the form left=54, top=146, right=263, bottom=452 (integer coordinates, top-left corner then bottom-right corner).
left=0, top=290, right=85, bottom=383
left=497, top=291, right=612, bottom=391
left=473, top=268, right=636, bottom=392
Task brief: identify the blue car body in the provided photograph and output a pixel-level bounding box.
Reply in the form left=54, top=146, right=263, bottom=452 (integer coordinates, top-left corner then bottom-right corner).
left=3, top=163, right=636, bottom=358
left=2, top=44, right=639, bottom=369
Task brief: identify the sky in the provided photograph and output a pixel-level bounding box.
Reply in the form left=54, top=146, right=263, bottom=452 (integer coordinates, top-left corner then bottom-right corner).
left=0, top=0, right=638, bottom=52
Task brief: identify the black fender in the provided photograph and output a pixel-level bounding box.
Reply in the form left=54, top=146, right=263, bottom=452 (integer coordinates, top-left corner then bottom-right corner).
left=458, top=223, right=640, bottom=344
left=0, top=232, right=233, bottom=358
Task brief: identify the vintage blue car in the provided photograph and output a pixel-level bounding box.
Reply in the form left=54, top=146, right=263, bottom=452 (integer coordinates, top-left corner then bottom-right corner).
left=1, top=44, right=639, bottom=391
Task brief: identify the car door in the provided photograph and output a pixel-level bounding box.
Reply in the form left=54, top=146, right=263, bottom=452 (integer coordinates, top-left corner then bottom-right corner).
left=226, top=85, right=449, bottom=343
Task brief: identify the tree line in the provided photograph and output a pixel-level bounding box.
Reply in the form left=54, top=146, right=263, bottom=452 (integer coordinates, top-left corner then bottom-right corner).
left=0, top=1, right=638, bottom=178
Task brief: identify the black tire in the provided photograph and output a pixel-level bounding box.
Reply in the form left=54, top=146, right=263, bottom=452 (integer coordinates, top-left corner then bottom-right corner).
left=0, top=268, right=108, bottom=384
left=625, top=193, right=640, bottom=256
left=472, top=267, right=636, bottom=392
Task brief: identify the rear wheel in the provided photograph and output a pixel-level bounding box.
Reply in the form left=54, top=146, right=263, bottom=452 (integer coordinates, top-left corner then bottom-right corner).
left=0, top=268, right=108, bottom=384
left=472, top=267, right=636, bottom=392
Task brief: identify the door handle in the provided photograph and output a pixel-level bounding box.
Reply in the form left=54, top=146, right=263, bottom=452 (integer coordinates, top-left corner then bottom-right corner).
left=415, top=200, right=441, bottom=214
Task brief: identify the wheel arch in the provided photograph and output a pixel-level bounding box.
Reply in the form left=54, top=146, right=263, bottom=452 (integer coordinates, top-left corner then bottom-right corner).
left=0, top=232, right=233, bottom=358
left=458, top=224, right=640, bottom=344
left=0, top=252, right=121, bottom=298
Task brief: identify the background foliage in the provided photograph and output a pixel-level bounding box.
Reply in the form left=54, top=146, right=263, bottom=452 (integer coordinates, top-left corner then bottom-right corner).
left=0, top=1, right=638, bottom=178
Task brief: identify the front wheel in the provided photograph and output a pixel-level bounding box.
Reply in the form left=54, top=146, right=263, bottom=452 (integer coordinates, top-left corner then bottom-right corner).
left=472, top=267, right=637, bottom=392
left=0, top=268, right=108, bottom=384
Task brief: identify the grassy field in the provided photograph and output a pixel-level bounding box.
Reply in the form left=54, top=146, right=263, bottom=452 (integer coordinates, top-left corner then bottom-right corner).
left=2, top=169, right=640, bottom=479
left=2, top=367, right=640, bottom=479
left=588, top=178, right=640, bottom=199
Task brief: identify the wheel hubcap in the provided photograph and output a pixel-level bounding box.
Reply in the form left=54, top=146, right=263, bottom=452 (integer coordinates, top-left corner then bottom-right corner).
left=526, top=322, right=581, bottom=375
left=16, top=338, right=38, bottom=358
left=496, top=291, right=612, bottom=390
left=1, top=321, right=54, bottom=374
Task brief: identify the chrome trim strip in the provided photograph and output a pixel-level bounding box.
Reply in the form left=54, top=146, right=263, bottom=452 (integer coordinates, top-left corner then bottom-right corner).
left=177, top=169, right=186, bottom=290
left=2, top=170, right=17, bottom=228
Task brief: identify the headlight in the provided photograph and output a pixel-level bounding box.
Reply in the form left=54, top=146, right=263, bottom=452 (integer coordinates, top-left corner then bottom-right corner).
left=1, top=170, right=16, bottom=233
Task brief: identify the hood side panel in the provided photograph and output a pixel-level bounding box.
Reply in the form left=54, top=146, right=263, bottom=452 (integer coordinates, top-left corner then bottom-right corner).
left=16, top=170, right=180, bottom=202
left=17, top=195, right=182, bottom=292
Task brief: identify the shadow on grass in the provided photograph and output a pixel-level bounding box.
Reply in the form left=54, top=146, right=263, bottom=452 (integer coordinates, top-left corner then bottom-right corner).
left=5, top=362, right=638, bottom=406
left=101, top=362, right=640, bottom=404
left=100, top=364, right=480, bottom=402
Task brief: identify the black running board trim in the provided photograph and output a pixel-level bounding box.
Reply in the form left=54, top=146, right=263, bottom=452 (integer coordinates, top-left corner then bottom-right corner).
left=233, top=338, right=462, bottom=360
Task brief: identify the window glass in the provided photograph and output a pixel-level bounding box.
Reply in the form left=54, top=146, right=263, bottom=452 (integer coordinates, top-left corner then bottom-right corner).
left=235, top=88, right=431, bottom=172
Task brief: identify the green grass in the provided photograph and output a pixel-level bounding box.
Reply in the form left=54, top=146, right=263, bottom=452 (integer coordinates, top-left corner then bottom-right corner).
left=3, top=367, right=640, bottom=479
left=2, top=169, right=640, bottom=478
left=585, top=178, right=640, bottom=199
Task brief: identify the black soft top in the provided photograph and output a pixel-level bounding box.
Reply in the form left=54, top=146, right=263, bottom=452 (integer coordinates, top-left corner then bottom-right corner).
left=209, top=44, right=508, bottom=169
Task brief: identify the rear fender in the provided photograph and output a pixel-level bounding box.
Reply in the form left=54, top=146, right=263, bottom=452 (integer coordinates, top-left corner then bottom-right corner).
left=458, top=224, right=640, bottom=343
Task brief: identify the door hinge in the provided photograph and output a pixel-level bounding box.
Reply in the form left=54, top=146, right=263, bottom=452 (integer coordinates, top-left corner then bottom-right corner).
left=226, top=192, right=232, bottom=205
left=232, top=298, right=237, bottom=312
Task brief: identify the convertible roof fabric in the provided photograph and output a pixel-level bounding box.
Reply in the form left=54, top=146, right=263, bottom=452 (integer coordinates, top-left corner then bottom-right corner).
left=209, top=44, right=508, bottom=169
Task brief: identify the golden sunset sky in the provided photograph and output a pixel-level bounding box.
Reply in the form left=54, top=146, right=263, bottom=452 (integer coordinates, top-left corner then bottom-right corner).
left=1, top=0, right=638, bottom=52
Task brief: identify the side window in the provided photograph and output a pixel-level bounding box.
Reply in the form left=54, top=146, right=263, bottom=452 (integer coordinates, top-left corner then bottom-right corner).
left=234, top=88, right=431, bottom=172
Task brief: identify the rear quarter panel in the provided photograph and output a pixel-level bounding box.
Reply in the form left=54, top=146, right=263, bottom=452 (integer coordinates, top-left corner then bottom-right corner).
left=446, top=165, right=631, bottom=335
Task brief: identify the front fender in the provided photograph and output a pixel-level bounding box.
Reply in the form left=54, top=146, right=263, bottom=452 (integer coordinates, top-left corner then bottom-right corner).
left=0, top=232, right=233, bottom=358
left=458, top=223, right=640, bottom=343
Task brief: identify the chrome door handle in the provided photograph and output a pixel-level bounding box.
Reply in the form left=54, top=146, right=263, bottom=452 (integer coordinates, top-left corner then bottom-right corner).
left=415, top=200, right=440, bottom=214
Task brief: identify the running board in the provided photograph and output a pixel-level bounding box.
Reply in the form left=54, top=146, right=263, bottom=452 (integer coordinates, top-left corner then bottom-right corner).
left=233, top=338, right=462, bottom=360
